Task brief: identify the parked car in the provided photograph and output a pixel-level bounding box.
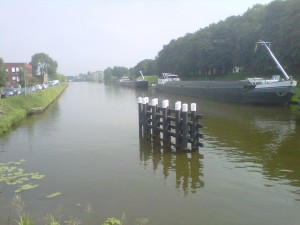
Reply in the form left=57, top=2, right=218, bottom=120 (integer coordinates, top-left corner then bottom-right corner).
left=48, top=80, right=60, bottom=86
left=35, top=84, right=42, bottom=91
left=30, top=86, right=36, bottom=92
left=1, top=88, right=16, bottom=98
left=42, top=84, right=49, bottom=89
left=13, top=88, right=22, bottom=95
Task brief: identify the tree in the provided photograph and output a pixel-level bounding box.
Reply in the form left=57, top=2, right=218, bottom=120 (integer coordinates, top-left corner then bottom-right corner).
left=133, top=59, right=158, bottom=77
left=30, top=53, right=58, bottom=78
left=0, top=58, right=7, bottom=87
left=18, top=69, right=25, bottom=87
left=52, top=73, right=66, bottom=82
left=104, top=0, right=300, bottom=80
left=104, top=67, right=113, bottom=83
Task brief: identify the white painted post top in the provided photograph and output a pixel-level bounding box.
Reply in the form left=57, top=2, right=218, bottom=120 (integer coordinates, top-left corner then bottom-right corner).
left=191, top=103, right=196, bottom=111
left=162, top=100, right=169, bottom=108
left=175, top=101, right=181, bottom=110
left=151, top=98, right=158, bottom=106
left=182, top=103, right=188, bottom=112
left=145, top=97, right=149, bottom=104
left=142, top=97, right=147, bottom=104
left=138, top=97, right=142, bottom=103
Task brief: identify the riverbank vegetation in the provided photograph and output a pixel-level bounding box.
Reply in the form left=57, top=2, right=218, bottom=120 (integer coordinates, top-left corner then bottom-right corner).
left=136, top=75, right=158, bottom=86
left=104, top=0, right=300, bottom=83
left=293, top=86, right=300, bottom=103
left=0, top=83, right=68, bottom=135
left=7, top=195, right=149, bottom=225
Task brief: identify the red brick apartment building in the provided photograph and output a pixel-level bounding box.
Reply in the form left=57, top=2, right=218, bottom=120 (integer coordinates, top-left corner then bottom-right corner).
left=3, top=63, right=33, bottom=87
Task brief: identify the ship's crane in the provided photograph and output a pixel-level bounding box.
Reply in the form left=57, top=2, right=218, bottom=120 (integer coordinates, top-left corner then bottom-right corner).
left=257, top=40, right=291, bottom=81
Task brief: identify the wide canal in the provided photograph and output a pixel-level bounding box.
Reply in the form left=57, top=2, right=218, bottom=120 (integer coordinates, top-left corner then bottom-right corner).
left=0, top=82, right=300, bottom=225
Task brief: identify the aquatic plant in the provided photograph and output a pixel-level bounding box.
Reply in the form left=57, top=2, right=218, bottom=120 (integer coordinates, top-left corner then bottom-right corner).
left=102, top=217, right=121, bottom=225
left=6, top=195, right=150, bottom=225
left=16, top=214, right=34, bottom=225
left=44, top=214, right=61, bottom=225
left=64, top=216, right=82, bottom=225
left=46, top=192, right=62, bottom=199
left=84, top=203, right=94, bottom=225
left=8, top=194, right=24, bottom=225
left=0, top=159, right=44, bottom=193
left=101, top=214, right=149, bottom=225
left=135, top=218, right=150, bottom=225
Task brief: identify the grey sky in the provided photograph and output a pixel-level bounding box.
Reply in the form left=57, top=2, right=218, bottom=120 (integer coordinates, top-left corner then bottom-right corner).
left=0, top=0, right=273, bottom=76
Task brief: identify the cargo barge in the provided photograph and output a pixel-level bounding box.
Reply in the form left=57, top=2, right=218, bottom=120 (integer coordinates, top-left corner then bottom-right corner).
left=154, top=41, right=297, bottom=105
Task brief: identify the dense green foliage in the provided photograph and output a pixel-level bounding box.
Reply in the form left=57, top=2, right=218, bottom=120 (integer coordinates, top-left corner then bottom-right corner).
left=104, top=0, right=300, bottom=81
left=130, top=59, right=158, bottom=77
left=30, top=53, right=58, bottom=79
left=156, top=0, right=300, bottom=79
left=0, top=58, right=7, bottom=87
left=104, top=66, right=129, bottom=83
left=0, top=84, right=68, bottom=135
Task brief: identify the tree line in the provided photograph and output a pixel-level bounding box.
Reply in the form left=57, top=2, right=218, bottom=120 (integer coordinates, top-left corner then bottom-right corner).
left=0, top=53, right=64, bottom=87
left=104, top=0, right=300, bottom=81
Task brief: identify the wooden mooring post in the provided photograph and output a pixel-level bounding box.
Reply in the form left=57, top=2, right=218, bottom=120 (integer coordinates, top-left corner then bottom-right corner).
left=138, top=97, right=203, bottom=151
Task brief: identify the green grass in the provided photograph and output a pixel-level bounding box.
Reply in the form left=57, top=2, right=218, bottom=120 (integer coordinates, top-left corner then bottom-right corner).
left=291, top=86, right=300, bottom=103
left=0, top=83, right=68, bottom=135
left=136, top=75, right=158, bottom=86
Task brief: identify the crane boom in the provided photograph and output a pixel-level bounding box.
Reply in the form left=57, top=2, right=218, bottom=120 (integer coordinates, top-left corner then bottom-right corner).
left=257, top=40, right=290, bottom=80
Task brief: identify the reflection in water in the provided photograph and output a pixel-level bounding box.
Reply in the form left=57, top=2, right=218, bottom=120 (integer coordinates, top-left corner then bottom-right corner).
left=202, top=104, right=300, bottom=195
left=151, top=91, right=300, bottom=197
left=252, top=117, right=296, bottom=150
left=139, top=137, right=204, bottom=195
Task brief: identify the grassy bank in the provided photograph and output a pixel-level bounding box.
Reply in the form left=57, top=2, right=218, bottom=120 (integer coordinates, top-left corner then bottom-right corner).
left=136, top=75, right=158, bottom=86
left=0, top=83, right=68, bottom=135
left=291, top=86, right=300, bottom=103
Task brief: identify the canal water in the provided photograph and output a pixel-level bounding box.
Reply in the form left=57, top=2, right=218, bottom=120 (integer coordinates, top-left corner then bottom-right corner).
left=0, top=82, right=300, bottom=225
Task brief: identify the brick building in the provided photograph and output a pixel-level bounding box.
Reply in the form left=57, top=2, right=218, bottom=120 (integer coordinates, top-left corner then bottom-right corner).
left=3, top=63, right=33, bottom=87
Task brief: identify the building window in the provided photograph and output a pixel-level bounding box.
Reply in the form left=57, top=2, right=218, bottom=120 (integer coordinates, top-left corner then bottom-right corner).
left=12, top=67, right=16, bottom=73
left=16, top=67, right=20, bottom=72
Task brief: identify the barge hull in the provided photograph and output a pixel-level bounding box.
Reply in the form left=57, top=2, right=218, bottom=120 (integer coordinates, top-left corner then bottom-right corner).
left=155, top=81, right=296, bottom=105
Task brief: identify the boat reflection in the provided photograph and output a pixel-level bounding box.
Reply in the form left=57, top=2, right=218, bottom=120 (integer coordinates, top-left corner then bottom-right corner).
left=202, top=101, right=300, bottom=192
left=139, top=137, right=204, bottom=195
left=252, top=117, right=296, bottom=150
left=147, top=91, right=300, bottom=196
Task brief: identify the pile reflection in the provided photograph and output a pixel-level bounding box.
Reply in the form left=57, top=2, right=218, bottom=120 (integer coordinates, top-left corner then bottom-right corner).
left=139, top=137, right=204, bottom=195
left=149, top=91, right=300, bottom=197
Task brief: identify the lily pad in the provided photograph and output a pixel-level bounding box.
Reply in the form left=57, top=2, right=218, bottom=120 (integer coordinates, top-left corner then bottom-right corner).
left=46, top=192, right=62, bottom=198
left=31, top=173, right=45, bottom=179
left=15, top=184, right=39, bottom=193
left=0, top=159, right=44, bottom=193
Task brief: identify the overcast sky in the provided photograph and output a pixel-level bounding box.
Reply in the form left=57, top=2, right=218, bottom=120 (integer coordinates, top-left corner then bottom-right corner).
left=0, top=0, right=273, bottom=76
